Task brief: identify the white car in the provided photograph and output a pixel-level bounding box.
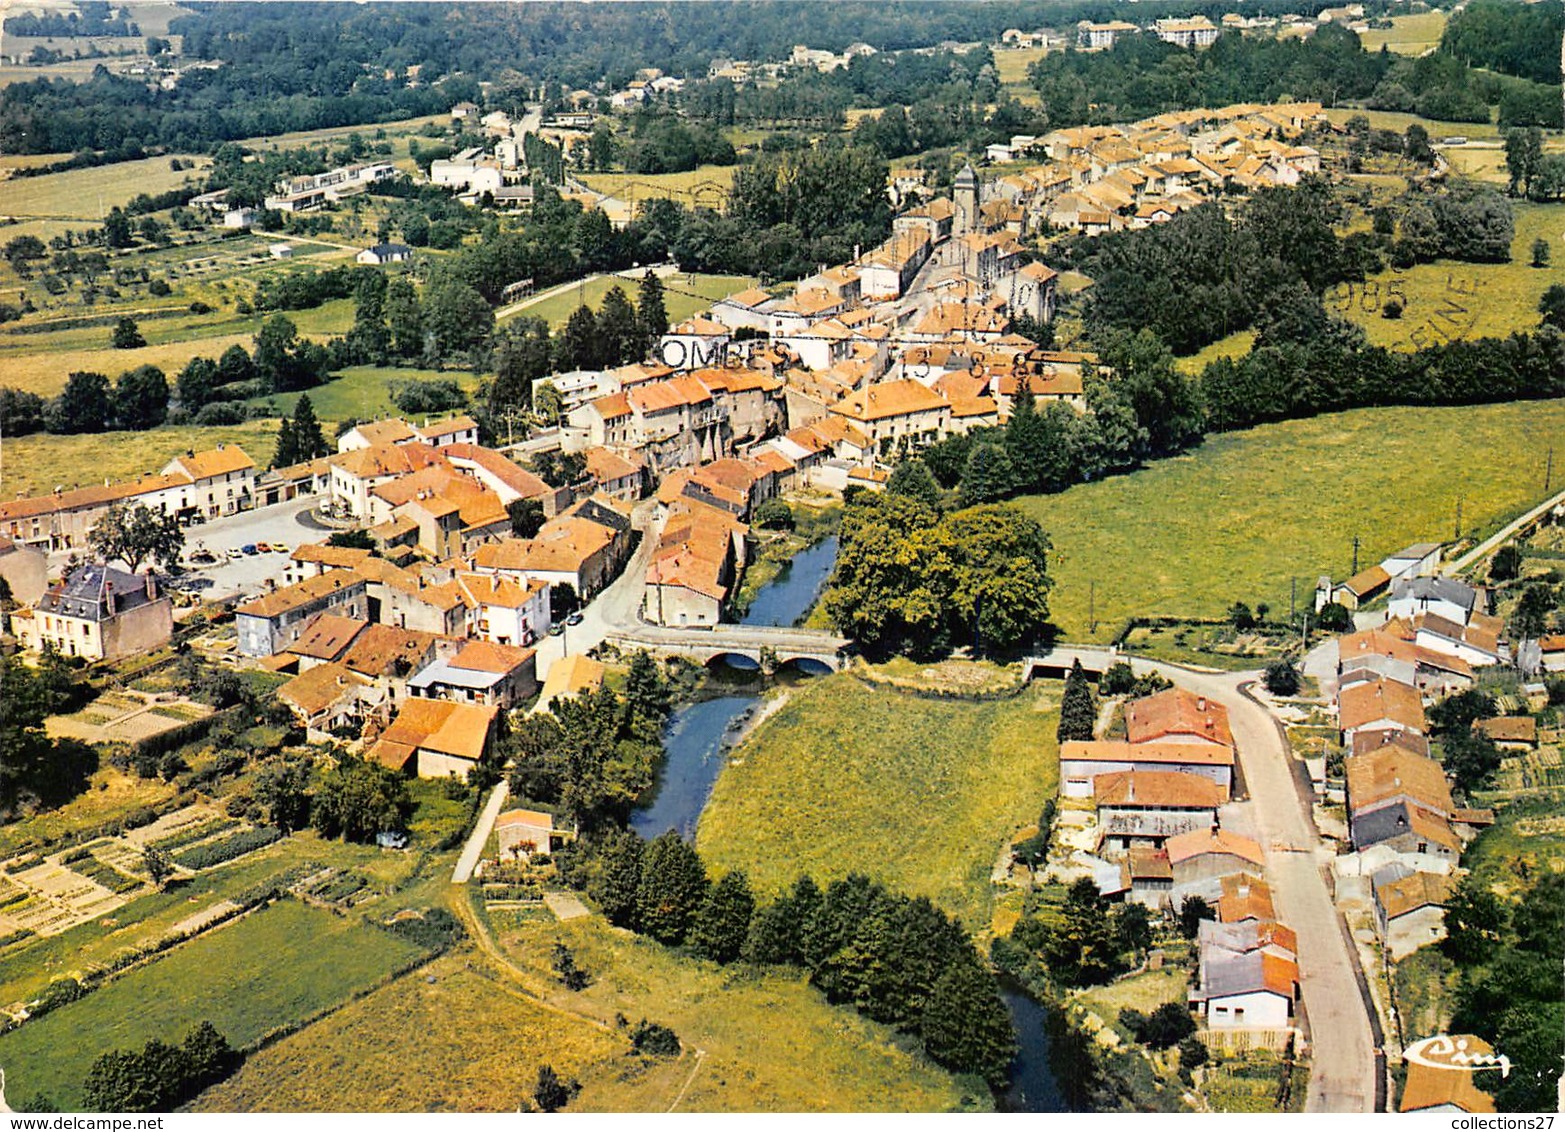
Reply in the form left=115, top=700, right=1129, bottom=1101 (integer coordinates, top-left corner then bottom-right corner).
left=226, top=548, right=244, bottom=561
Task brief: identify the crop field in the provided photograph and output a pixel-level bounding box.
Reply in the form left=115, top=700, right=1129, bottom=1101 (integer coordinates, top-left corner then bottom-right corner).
left=248, top=365, right=480, bottom=424
left=698, top=671, right=1061, bottom=929
left=1014, top=399, right=1565, bottom=639
left=1, top=420, right=279, bottom=498
left=0, top=899, right=426, bottom=1110
left=1356, top=11, right=1447, bottom=55
left=507, top=271, right=756, bottom=330
left=579, top=165, right=736, bottom=209
left=0, top=155, right=212, bottom=221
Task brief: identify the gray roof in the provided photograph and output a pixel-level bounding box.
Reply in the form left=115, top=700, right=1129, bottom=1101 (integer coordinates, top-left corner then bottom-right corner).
left=954, top=162, right=979, bottom=187
left=1198, top=919, right=1259, bottom=955
left=408, top=658, right=506, bottom=693
left=1201, top=951, right=1283, bottom=999
left=37, top=564, right=157, bottom=622
left=1391, top=575, right=1476, bottom=611
left=1370, top=860, right=1415, bottom=892
left=1386, top=542, right=1442, bottom=561
left=1351, top=801, right=1416, bottom=850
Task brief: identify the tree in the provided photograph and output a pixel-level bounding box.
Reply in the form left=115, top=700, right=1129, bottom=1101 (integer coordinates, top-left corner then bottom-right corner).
left=637, top=270, right=669, bottom=340
left=1316, top=601, right=1353, bottom=633
left=1228, top=601, right=1256, bottom=631
left=1403, top=123, right=1434, bottom=165
left=1263, top=659, right=1301, bottom=696
left=1540, top=284, right=1565, bottom=332
left=291, top=394, right=329, bottom=460
left=550, top=941, right=590, bottom=990
left=1531, top=238, right=1551, bottom=268
left=111, top=316, right=146, bottom=349
left=253, top=757, right=312, bottom=833
left=1510, top=581, right=1557, bottom=640
left=1178, top=895, right=1214, bottom=939
left=887, top=458, right=943, bottom=508
left=919, top=960, right=1018, bottom=1088
left=422, top=273, right=493, bottom=355
left=690, top=869, right=755, bottom=963
left=1115, top=902, right=1154, bottom=961
left=622, top=651, right=671, bottom=733
left=584, top=826, right=644, bottom=928
left=143, top=846, right=173, bottom=890
left=176, top=356, right=219, bottom=410
left=48, top=370, right=112, bottom=434
left=556, top=304, right=603, bottom=371
left=1504, top=126, right=1543, bottom=197
left=1442, top=730, right=1502, bottom=795
left=113, top=364, right=168, bottom=429
left=751, top=498, right=793, bottom=530
left=958, top=442, right=1016, bottom=506
left=596, top=285, right=646, bottom=366
left=216, top=343, right=257, bottom=388
left=103, top=207, right=134, bottom=250
left=1442, top=874, right=1507, bottom=963
left=635, top=829, right=708, bottom=945
left=507, top=498, right=545, bottom=538
left=1490, top=544, right=1522, bottom=582
left=1428, top=688, right=1498, bottom=735
left=385, top=276, right=423, bottom=358
left=89, top=503, right=184, bottom=573
left=532, top=1064, right=576, bottom=1112
left=311, top=754, right=411, bottom=843
left=1057, top=659, right=1096, bottom=742
left=1178, top=1035, right=1209, bottom=1071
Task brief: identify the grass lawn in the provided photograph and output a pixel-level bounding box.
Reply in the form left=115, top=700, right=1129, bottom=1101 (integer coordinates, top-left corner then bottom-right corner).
left=995, top=46, right=1048, bottom=89
left=1, top=420, right=279, bottom=499
left=697, top=671, right=1061, bottom=930
left=579, top=165, right=736, bottom=208
left=1323, top=107, right=1500, bottom=139
left=1013, top=400, right=1565, bottom=639
left=1074, top=966, right=1190, bottom=1023
left=506, top=271, right=756, bottom=330
left=1357, top=11, right=1447, bottom=55
left=0, top=899, right=426, bottom=1110
left=1393, top=945, right=1457, bottom=1041
left=0, top=155, right=213, bottom=221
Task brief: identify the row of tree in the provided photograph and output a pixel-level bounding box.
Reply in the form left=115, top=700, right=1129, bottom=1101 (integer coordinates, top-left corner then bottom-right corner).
left=562, top=830, right=1018, bottom=1088
left=82, top=1021, right=241, bottom=1113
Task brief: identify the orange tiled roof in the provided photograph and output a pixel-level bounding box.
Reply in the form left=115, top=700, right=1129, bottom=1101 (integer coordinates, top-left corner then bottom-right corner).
left=1125, top=688, right=1234, bottom=748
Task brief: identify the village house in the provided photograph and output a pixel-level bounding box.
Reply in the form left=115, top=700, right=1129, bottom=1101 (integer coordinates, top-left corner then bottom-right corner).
left=0, top=536, right=48, bottom=606
left=1166, top=827, right=1266, bottom=886
left=1338, top=676, right=1426, bottom=745
left=1388, top=576, right=1480, bottom=627
left=12, top=563, right=172, bottom=662
left=408, top=639, right=539, bottom=708
left=533, top=653, right=606, bottom=714
left=369, top=698, right=499, bottom=780
left=1059, top=740, right=1236, bottom=798
left=495, top=808, right=572, bottom=858
left=1374, top=868, right=1452, bottom=959
left=455, top=571, right=551, bottom=647
left=827, top=378, right=952, bottom=458
left=278, top=663, right=380, bottom=741
left=1474, top=715, right=1538, bottom=750
left=1093, top=770, right=1225, bottom=853
left=1192, top=949, right=1298, bottom=1030
left=234, top=570, right=368, bottom=657
left=1125, top=687, right=1235, bottom=750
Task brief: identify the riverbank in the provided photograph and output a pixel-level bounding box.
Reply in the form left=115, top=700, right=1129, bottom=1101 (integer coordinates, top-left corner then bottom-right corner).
left=730, top=496, right=841, bottom=620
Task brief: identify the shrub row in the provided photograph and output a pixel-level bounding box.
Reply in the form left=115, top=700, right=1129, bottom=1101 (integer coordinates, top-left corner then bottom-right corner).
left=172, top=825, right=282, bottom=870
left=129, top=705, right=246, bottom=762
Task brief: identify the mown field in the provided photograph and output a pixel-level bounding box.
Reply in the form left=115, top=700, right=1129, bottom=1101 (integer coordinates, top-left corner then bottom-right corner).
left=506, top=271, right=755, bottom=330
left=0, top=899, right=426, bottom=1110
left=1015, top=399, right=1565, bottom=639
left=1, top=420, right=279, bottom=498
left=0, top=154, right=212, bottom=220
left=1356, top=11, right=1447, bottom=55
left=579, top=165, right=736, bottom=209
left=698, top=671, right=1060, bottom=930
left=247, top=365, right=481, bottom=424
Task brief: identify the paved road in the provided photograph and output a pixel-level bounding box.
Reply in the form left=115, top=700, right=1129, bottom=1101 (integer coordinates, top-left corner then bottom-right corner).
left=1036, top=646, right=1380, bottom=1112
left=452, top=781, right=509, bottom=884
left=1443, top=484, right=1565, bottom=578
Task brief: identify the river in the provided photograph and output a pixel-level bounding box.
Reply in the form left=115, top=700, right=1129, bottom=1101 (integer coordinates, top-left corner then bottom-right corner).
left=629, top=533, right=1065, bottom=1110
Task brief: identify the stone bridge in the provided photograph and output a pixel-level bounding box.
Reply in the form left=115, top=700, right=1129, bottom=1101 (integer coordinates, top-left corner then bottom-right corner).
left=604, top=623, right=851, bottom=672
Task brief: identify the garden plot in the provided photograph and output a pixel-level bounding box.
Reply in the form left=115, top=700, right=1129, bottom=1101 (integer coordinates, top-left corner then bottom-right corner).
left=46, top=690, right=212, bottom=744
left=0, top=858, right=125, bottom=939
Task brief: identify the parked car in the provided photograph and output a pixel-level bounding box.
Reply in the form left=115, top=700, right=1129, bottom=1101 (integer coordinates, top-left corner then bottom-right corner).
left=272, top=543, right=290, bottom=554
left=566, top=611, right=584, bottom=626
left=548, top=623, right=565, bottom=636
left=241, top=544, right=258, bottom=555
left=226, top=548, right=244, bottom=561
left=188, top=549, right=218, bottom=566
left=255, top=542, right=272, bottom=553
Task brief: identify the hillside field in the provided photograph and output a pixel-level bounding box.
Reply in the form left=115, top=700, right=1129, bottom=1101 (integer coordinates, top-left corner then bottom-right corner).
left=698, top=671, right=1060, bottom=930
left=1014, top=399, right=1565, bottom=639
left=1, top=421, right=281, bottom=498
left=0, top=899, right=426, bottom=1110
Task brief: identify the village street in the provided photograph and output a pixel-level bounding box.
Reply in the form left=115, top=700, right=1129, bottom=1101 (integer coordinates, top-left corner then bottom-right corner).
left=1038, top=645, right=1381, bottom=1113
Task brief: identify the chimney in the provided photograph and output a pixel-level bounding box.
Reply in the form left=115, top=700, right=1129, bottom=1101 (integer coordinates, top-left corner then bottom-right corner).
left=1197, top=696, right=1207, bottom=711
left=103, top=580, right=115, bottom=616
left=144, top=569, right=156, bottom=600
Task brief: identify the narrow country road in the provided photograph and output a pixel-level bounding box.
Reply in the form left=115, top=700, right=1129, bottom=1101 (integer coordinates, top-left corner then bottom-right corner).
left=1442, top=484, right=1565, bottom=577
left=452, top=781, right=509, bottom=884
left=1036, top=646, right=1380, bottom=1112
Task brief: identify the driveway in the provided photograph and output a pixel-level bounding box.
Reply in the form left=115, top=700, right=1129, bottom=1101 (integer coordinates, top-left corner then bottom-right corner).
left=1036, top=646, right=1380, bottom=1112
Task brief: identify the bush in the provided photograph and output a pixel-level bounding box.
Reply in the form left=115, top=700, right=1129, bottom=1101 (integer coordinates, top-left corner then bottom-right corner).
left=1382, top=299, right=1403, bottom=319
left=752, top=498, right=794, bottom=530
left=149, top=278, right=171, bottom=296
left=629, top=1019, right=681, bottom=1057
left=1263, top=659, right=1301, bottom=696
left=192, top=401, right=248, bottom=426
left=379, top=907, right=465, bottom=951
left=1179, top=1035, right=1210, bottom=1070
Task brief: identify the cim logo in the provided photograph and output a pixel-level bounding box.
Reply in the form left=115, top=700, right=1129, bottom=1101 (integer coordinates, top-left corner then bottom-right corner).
left=1404, top=1035, right=1511, bottom=1079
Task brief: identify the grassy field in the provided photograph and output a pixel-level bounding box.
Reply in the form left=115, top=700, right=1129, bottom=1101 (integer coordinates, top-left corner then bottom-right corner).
left=195, top=955, right=628, bottom=1112
left=248, top=365, right=481, bottom=424
left=0, top=899, right=426, bottom=1110
left=0, top=155, right=212, bottom=220
left=1357, top=11, right=1447, bottom=55
left=1324, top=107, right=1499, bottom=139
left=1459, top=792, right=1565, bottom=898
left=697, top=671, right=1060, bottom=929
left=1014, top=400, right=1565, bottom=639
left=1, top=420, right=279, bottom=498
left=1328, top=202, right=1564, bottom=350
left=579, top=165, right=736, bottom=209
left=506, top=271, right=756, bottom=330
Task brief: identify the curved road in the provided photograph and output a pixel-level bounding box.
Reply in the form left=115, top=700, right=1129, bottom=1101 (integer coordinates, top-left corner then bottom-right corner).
left=1039, top=646, right=1379, bottom=1113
